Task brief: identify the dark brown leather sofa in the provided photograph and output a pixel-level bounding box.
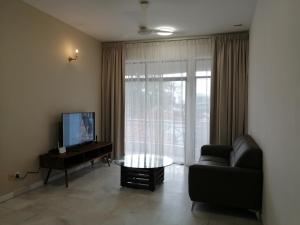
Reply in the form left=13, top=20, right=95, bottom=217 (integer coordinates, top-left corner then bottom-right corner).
left=188, top=135, right=263, bottom=211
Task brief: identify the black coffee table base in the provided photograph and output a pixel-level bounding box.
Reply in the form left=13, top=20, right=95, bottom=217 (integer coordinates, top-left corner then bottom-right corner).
left=120, top=166, right=164, bottom=191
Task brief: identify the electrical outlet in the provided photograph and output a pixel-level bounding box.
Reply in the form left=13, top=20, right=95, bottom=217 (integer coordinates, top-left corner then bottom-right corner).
left=15, top=172, right=21, bottom=179
left=8, top=172, right=22, bottom=181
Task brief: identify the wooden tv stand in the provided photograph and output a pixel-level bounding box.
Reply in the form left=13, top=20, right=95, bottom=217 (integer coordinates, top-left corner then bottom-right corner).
left=39, top=142, right=112, bottom=188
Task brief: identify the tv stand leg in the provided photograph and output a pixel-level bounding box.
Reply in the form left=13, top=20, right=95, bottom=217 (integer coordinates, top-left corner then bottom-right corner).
left=44, top=168, right=52, bottom=185
left=105, top=155, right=110, bottom=167
left=90, top=160, right=94, bottom=168
left=65, top=169, right=69, bottom=188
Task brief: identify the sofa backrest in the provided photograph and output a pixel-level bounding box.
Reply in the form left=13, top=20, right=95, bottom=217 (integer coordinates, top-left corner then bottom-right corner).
left=230, top=135, right=262, bottom=170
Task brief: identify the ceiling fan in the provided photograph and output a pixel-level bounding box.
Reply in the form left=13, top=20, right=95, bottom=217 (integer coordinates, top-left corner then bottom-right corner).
left=137, top=0, right=176, bottom=36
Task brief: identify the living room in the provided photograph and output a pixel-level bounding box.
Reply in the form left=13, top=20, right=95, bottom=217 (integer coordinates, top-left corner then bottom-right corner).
left=0, top=0, right=299, bottom=225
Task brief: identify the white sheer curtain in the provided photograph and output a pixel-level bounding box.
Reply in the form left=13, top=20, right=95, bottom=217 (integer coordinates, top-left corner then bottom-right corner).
left=124, top=39, right=213, bottom=165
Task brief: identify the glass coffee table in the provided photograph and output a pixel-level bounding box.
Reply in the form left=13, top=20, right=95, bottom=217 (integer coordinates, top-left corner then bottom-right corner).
left=115, top=154, right=173, bottom=191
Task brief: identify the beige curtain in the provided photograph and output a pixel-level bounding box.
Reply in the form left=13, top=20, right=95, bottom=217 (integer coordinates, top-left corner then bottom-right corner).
left=100, top=43, right=125, bottom=159
left=210, top=32, right=249, bottom=145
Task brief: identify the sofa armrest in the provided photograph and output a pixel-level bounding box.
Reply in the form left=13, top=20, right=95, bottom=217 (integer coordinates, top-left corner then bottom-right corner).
left=201, top=145, right=233, bottom=158
left=188, top=164, right=262, bottom=210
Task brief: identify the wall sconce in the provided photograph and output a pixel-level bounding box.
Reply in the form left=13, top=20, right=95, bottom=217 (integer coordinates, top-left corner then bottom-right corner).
left=68, top=49, right=79, bottom=62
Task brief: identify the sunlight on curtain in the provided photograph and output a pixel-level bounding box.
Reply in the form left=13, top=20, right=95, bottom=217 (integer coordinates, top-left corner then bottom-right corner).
left=125, top=61, right=186, bottom=163
left=195, top=59, right=211, bottom=161
left=124, top=39, right=212, bottom=164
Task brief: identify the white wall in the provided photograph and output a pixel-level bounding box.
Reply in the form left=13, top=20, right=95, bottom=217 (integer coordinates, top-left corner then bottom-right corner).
left=248, top=0, right=300, bottom=224
left=0, top=0, right=101, bottom=196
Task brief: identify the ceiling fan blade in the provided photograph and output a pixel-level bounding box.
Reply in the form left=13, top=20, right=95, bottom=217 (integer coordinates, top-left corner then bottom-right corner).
left=138, top=26, right=153, bottom=35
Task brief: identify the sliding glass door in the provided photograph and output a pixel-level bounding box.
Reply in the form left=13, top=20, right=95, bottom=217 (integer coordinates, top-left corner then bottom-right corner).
left=125, top=61, right=186, bottom=163
left=125, top=59, right=211, bottom=164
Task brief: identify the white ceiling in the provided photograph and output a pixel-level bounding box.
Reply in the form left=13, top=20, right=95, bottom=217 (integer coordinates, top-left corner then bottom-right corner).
left=23, top=0, right=257, bottom=42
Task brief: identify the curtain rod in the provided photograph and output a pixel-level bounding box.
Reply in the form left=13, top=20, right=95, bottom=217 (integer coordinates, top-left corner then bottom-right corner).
left=103, top=31, right=249, bottom=45
left=123, top=35, right=211, bottom=44
left=104, top=35, right=211, bottom=45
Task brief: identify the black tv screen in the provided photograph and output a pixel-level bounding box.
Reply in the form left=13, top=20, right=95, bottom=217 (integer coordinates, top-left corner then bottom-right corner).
left=62, top=112, right=95, bottom=147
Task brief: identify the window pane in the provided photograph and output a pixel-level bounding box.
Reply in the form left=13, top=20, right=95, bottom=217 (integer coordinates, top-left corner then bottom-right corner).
left=160, top=80, right=185, bottom=163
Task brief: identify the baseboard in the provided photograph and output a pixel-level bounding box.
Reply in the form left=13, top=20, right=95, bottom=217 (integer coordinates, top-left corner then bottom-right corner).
left=0, top=159, right=103, bottom=204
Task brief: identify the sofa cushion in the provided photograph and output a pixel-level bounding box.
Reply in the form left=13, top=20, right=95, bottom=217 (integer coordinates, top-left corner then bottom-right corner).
left=199, top=156, right=229, bottom=167
left=201, top=145, right=233, bottom=159
left=230, top=135, right=262, bottom=169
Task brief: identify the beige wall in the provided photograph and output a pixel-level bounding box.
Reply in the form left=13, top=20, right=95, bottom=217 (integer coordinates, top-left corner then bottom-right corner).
left=248, top=0, right=300, bottom=224
left=0, top=0, right=101, bottom=196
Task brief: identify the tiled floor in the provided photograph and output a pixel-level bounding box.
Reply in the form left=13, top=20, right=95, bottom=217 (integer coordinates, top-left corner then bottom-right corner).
left=0, top=164, right=262, bottom=225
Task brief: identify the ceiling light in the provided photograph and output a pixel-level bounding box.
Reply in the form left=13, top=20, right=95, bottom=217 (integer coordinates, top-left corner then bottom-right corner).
left=156, top=26, right=175, bottom=36
left=157, top=32, right=173, bottom=36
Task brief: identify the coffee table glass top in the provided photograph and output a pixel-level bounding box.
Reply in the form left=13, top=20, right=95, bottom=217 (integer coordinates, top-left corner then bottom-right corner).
left=115, top=154, right=173, bottom=169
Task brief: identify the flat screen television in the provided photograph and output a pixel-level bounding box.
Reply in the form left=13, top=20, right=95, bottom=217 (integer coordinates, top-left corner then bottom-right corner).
left=62, top=112, right=95, bottom=147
